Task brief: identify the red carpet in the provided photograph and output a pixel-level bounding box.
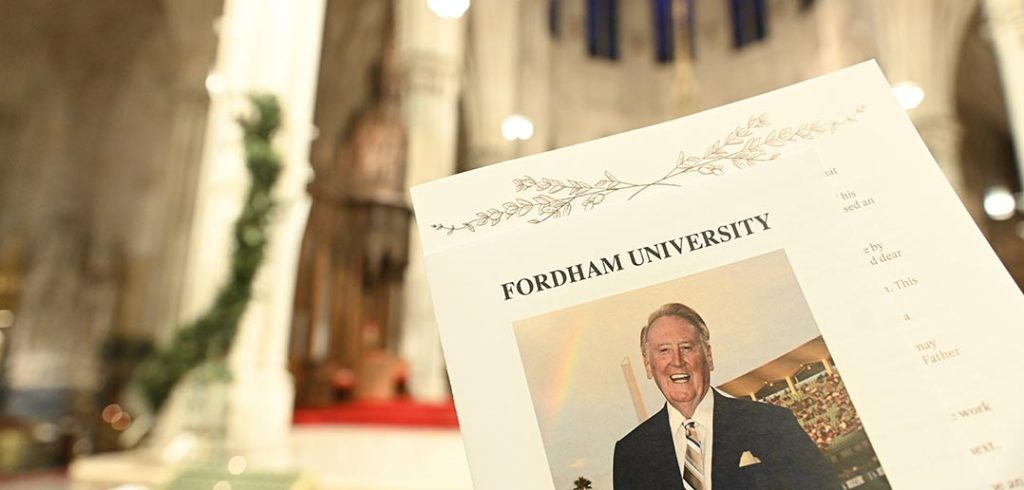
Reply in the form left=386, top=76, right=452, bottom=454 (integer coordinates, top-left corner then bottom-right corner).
left=293, top=398, right=460, bottom=428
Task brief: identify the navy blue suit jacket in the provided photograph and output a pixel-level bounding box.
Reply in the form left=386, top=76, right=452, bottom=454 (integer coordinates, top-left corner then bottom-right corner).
left=613, top=391, right=841, bottom=489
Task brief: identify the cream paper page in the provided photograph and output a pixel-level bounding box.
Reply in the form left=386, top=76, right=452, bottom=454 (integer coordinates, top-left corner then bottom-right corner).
left=413, top=62, right=1024, bottom=489
left=420, top=150, right=1005, bottom=489
left=421, top=153, right=854, bottom=489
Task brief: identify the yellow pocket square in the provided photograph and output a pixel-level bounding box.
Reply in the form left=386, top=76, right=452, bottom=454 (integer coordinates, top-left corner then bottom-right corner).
left=739, top=450, right=762, bottom=467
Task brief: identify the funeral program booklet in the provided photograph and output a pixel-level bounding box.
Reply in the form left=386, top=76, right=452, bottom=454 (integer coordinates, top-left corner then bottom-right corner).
left=411, top=61, right=1024, bottom=490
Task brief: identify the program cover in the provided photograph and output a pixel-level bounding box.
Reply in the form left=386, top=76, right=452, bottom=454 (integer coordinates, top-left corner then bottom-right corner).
left=413, top=62, right=1024, bottom=489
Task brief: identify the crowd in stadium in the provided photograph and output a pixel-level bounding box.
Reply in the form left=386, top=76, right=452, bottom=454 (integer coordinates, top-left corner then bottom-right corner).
left=762, top=371, right=863, bottom=450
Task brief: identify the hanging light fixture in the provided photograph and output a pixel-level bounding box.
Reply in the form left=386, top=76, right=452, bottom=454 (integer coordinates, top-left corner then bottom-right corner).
left=891, top=82, right=925, bottom=111
left=205, top=73, right=227, bottom=95
left=983, top=185, right=1016, bottom=221
left=501, top=116, right=536, bottom=143
left=428, top=0, right=470, bottom=19
left=501, top=114, right=534, bottom=141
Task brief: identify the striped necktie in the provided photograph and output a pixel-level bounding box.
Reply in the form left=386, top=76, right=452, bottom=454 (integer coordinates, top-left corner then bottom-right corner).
left=681, top=420, right=706, bottom=490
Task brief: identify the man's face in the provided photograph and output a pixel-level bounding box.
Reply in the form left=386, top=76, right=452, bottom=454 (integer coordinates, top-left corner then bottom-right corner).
left=643, top=316, right=714, bottom=417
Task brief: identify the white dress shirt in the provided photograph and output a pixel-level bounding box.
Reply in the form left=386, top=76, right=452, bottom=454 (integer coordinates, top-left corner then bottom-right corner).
left=667, top=391, right=715, bottom=489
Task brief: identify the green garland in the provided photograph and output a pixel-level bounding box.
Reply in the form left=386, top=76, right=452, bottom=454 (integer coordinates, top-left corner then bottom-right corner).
left=133, top=94, right=283, bottom=413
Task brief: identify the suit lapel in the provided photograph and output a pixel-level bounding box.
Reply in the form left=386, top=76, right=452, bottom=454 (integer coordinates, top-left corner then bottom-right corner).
left=711, top=391, right=744, bottom=487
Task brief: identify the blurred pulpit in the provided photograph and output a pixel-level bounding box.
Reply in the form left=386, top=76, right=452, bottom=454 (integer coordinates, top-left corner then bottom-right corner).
left=354, top=322, right=405, bottom=401
left=287, top=8, right=412, bottom=413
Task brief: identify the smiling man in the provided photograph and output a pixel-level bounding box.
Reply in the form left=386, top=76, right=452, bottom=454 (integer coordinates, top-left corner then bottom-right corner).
left=612, top=303, right=841, bottom=490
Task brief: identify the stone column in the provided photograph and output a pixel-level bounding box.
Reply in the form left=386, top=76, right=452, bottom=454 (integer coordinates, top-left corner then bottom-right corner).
left=462, top=0, right=552, bottom=164
left=144, top=0, right=224, bottom=340
left=398, top=0, right=466, bottom=401
left=984, top=0, right=1024, bottom=191
left=170, top=0, right=326, bottom=466
left=461, top=0, right=519, bottom=168
left=871, top=0, right=979, bottom=194
left=517, top=0, right=553, bottom=157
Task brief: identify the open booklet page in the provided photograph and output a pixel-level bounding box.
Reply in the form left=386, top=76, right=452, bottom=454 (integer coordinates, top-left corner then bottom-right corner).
left=412, top=62, right=1024, bottom=490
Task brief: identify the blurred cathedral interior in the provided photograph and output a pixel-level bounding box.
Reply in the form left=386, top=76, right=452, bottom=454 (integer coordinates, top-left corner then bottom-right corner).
left=2, top=0, right=1024, bottom=488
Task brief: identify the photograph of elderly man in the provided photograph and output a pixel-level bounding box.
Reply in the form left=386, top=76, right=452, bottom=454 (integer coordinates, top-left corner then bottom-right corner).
left=613, top=303, right=842, bottom=490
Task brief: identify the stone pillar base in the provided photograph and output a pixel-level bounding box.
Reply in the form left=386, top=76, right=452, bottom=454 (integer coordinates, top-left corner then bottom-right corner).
left=71, top=367, right=295, bottom=487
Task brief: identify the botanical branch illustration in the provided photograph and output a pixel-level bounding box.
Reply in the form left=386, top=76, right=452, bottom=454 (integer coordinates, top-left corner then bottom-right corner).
left=430, top=106, right=866, bottom=235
